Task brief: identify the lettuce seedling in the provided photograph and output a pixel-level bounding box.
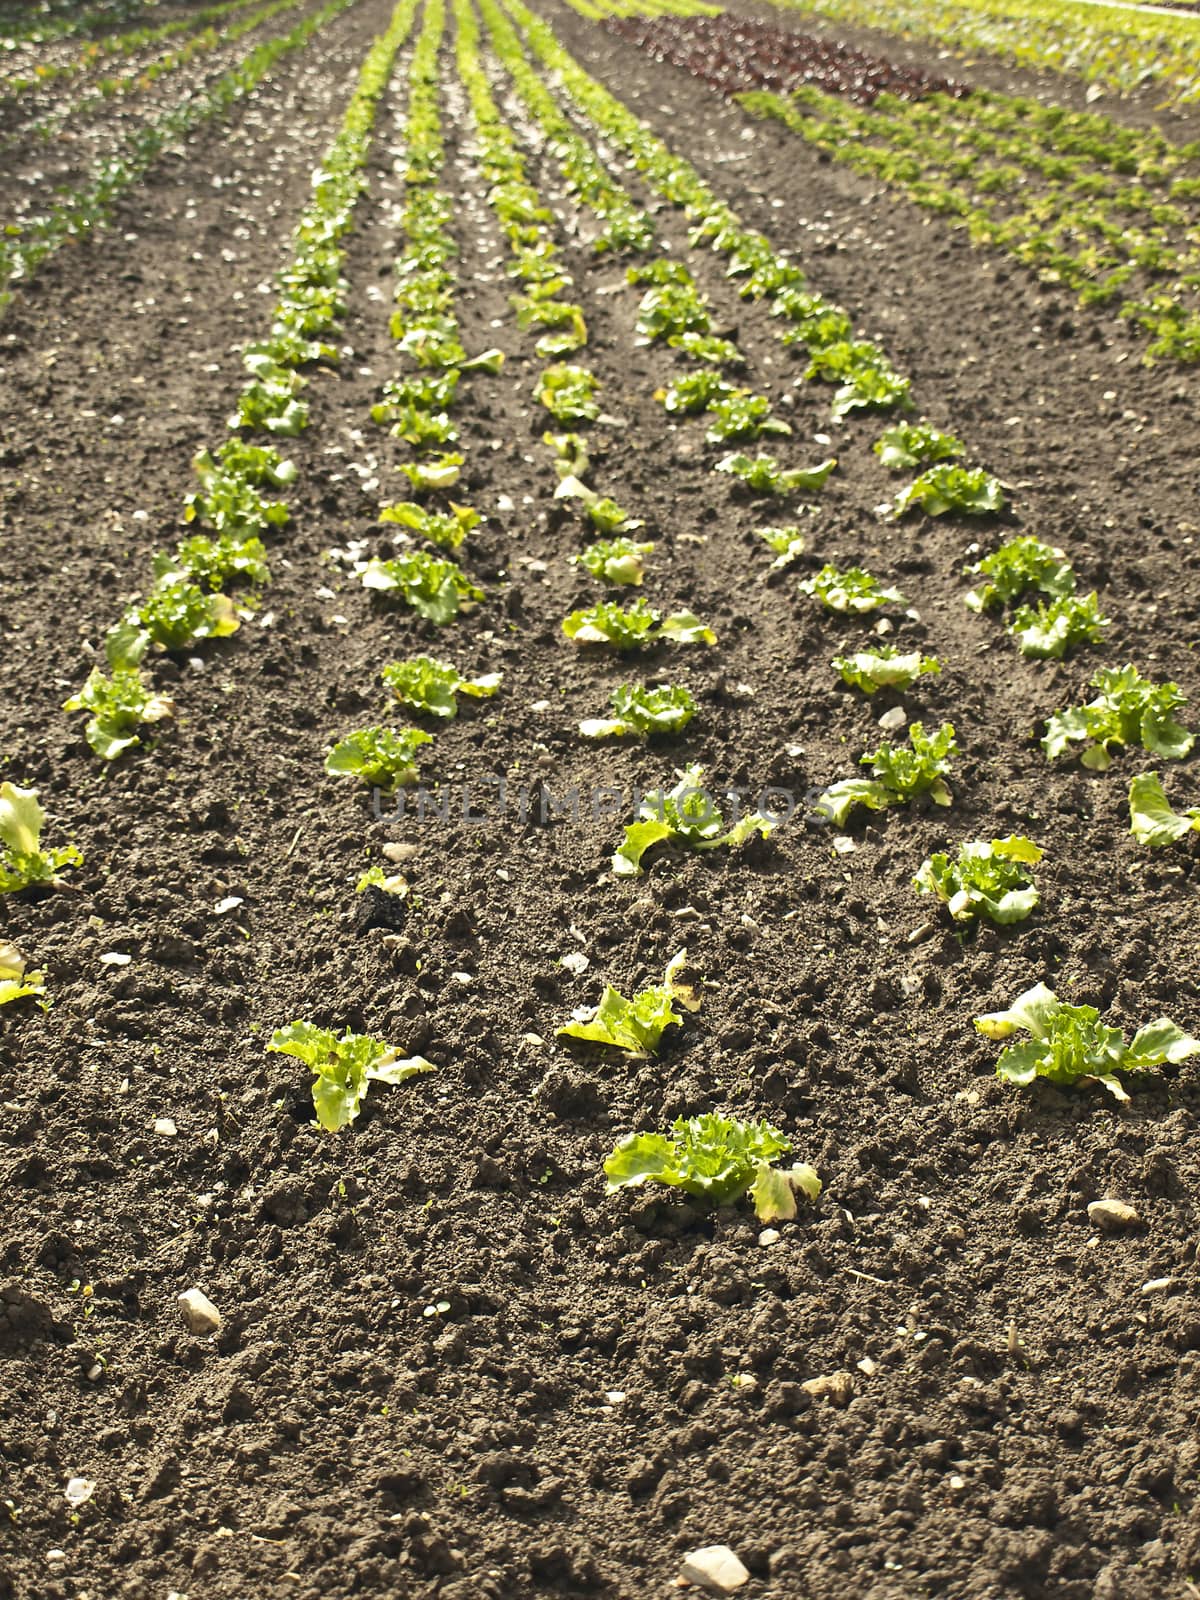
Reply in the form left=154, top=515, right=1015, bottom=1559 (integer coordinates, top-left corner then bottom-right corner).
left=108, top=574, right=240, bottom=666
left=894, top=465, right=1005, bottom=518
left=184, top=469, right=289, bottom=541
left=372, top=371, right=460, bottom=422
left=832, top=365, right=911, bottom=421
left=356, top=865, right=409, bottom=896
left=636, top=284, right=712, bottom=343
left=558, top=949, right=699, bottom=1057
left=914, top=836, right=1042, bottom=924
left=874, top=422, right=965, bottom=471
left=801, top=564, right=905, bottom=615
left=543, top=430, right=590, bottom=480
left=63, top=665, right=175, bottom=761
left=536, top=364, right=600, bottom=422
left=324, top=727, right=433, bottom=792
left=267, top=1022, right=435, bottom=1132
left=757, top=525, right=807, bottom=570
left=668, top=331, right=744, bottom=367
left=572, top=537, right=654, bottom=587
left=378, top=500, right=480, bottom=551
left=818, top=722, right=957, bottom=827
left=563, top=599, right=715, bottom=651
left=1010, top=592, right=1109, bottom=659
left=1043, top=665, right=1193, bottom=768
left=0, top=784, right=82, bottom=894
left=382, top=656, right=500, bottom=718
left=584, top=497, right=644, bottom=535
left=580, top=684, right=696, bottom=740
left=627, top=258, right=692, bottom=287
left=661, top=371, right=738, bottom=414
left=361, top=553, right=483, bottom=624
left=392, top=406, right=458, bottom=450
left=715, top=452, right=837, bottom=495
left=0, top=941, right=46, bottom=1007
left=396, top=451, right=464, bottom=494
left=231, top=359, right=308, bottom=436
left=604, top=1113, right=821, bottom=1224
left=156, top=534, right=270, bottom=591
left=705, top=393, right=791, bottom=444
left=975, top=982, right=1199, bottom=1102
left=613, top=764, right=774, bottom=877
left=832, top=647, right=941, bottom=694
left=1129, top=772, right=1200, bottom=847
left=195, top=439, right=297, bottom=490
left=965, top=536, right=1075, bottom=612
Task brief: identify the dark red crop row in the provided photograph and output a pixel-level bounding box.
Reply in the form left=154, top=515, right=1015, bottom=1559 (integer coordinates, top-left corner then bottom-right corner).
left=603, top=13, right=969, bottom=104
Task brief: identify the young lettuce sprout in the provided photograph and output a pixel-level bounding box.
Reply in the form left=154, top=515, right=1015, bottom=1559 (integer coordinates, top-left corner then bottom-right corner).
left=914, top=837, right=1042, bottom=925
left=604, top=1114, right=821, bottom=1224
left=396, top=451, right=464, bottom=494
left=571, top=537, right=655, bottom=587
left=801, top=564, right=905, bottom=615
left=325, top=727, right=433, bottom=793
left=1009, top=592, right=1109, bottom=660
left=874, top=421, right=965, bottom=471
left=832, top=647, right=941, bottom=694
left=715, top=452, right=836, bottom=496
left=1128, top=772, right=1200, bottom=847
left=381, top=656, right=500, bottom=719
left=613, top=764, right=775, bottom=877
left=63, top=666, right=175, bottom=761
left=894, top=465, right=1005, bottom=518
left=704, top=392, right=791, bottom=445
left=1043, top=665, right=1193, bottom=768
left=965, top=536, right=1075, bottom=613
left=361, top=552, right=483, bottom=624
left=535, top=364, right=600, bottom=422
left=975, top=983, right=1199, bottom=1102
left=267, top=1022, right=435, bottom=1132
left=757, top=525, right=807, bottom=570
left=558, top=949, right=700, bottom=1057
left=660, top=370, right=738, bottom=415
left=0, top=784, right=83, bottom=895
left=378, top=501, right=481, bottom=552
left=155, top=534, right=270, bottom=592
left=0, top=941, right=46, bottom=1007
left=563, top=599, right=715, bottom=651
left=668, top=331, right=744, bottom=367
left=580, top=684, right=696, bottom=740
left=107, top=572, right=240, bottom=667
left=818, top=722, right=957, bottom=828
left=543, top=430, right=590, bottom=480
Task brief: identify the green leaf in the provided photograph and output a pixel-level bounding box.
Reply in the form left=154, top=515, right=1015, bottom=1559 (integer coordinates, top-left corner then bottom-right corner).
left=0, top=940, right=45, bottom=1007
left=63, top=666, right=174, bottom=762
left=604, top=1114, right=814, bottom=1216
left=1043, top=664, right=1193, bottom=765
left=801, top=564, right=905, bottom=614
left=381, top=656, right=499, bottom=719
left=267, top=1021, right=434, bottom=1131
left=579, top=684, right=696, bottom=740
left=894, top=466, right=1005, bottom=518
left=874, top=422, right=965, bottom=471
left=756, top=525, right=807, bottom=569
left=1009, top=592, right=1109, bottom=660
left=535, top=363, right=600, bottom=422
left=362, top=552, right=483, bottom=624
left=612, top=764, right=773, bottom=876
left=964, top=536, right=1075, bottom=612
left=324, top=727, right=433, bottom=793
left=832, top=648, right=941, bottom=694
left=572, top=536, right=654, bottom=587
left=913, top=837, right=1042, bottom=924
left=557, top=951, right=696, bottom=1057
left=378, top=500, right=480, bottom=551
left=1129, top=772, right=1200, bottom=847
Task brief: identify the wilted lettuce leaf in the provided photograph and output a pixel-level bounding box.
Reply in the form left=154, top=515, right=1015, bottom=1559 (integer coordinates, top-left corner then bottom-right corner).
left=914, top=836, right=1042, bottom=924
left=832, top=647, right=940, bottom=694
left=1128, top=772, right=1200, bottom=847
left=381, top=655, right=500, bottom=718
left=267, top=1021, right=435, bottom=1131
left=801, top=564, right=905, bottom=614
left=604, top=1112, right=820, bottom=1222
left=613, top=764, right=774, bottom=876
left=580, top=684, right=696, bottom=740
left=975, top=982, right=1199, bottom=1101
left=0, top=783, right=83, bottom=894
left=1043, top=665, right=1193, bottom=769
left=558, top=949, right=698, bottom=1057
left=324, top=727, right=433, bottom=792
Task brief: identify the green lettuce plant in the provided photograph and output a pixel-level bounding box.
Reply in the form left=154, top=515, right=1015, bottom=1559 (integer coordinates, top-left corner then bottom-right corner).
left=975, top=983, right=1199, bottom=1102
left=381, top=656, right=500, bottom=718
left=895, top=465, right=1004, bottom=518
left=1009, top=592, right=1109, bottom=659
left=1043, top=665, right=1193, bottom=768
left=874, top=421, right=965, bottom=471
left=155, top=533, right=270, bottom=591
left=324, top=727, right=433, bottom=792
left=0, top=784, right=82, bottom=894
left=801, top=564, right=905, bottom=614
left=267, top=1021, right=435, bottom=1131
left=715, top=452, right=836, bottom=495
left=563, top=599, right=715, bottom=650
left=604, top=1113, right=821, bottom=1223
left=613, top=764, right=774, bottom=876
left=536, top=363, right=600, bottom=422
left=378, top=500, right=480, bottom=551
left=1128, top=772, right=1200, bottom=846
left=361, top=552, right=483, bottom=623
left=965, top=536, right=1075, bottom=612
left=63, top=666, right=175, bottom=761
left=0, top=941, right=46, bottom=1007
left=572, top=537, right=654, bottom=587
left=580, top=684, right=696, bottom=739
left=557, top=950, right=699, bottom=1057
left=818, top=722, right=957, bottom=827
left=396, top=450, right=464, bottom=494
left=914, top=836, right=1042, bottom=924
left=757, top=525, right=807, bottom=569
left=832, top=647, right=941, bottom=694
left=705, top=392, right=790, bottom=444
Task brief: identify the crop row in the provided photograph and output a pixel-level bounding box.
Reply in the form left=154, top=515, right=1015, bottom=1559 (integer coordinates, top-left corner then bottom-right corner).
left=5, top=0, right=1200, bottom=1224
left=0, top=0, right=160, bottom=52
left=0, top=0, right=360, bottom=313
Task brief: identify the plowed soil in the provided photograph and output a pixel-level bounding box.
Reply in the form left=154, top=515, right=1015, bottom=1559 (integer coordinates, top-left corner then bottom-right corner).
left=2, top=3, right=1200, bottom=1598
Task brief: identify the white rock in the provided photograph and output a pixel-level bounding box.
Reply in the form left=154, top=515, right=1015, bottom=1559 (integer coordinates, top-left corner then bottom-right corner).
left=99, top=952, right=131, bottom=967
left=560, top=951, right=589, bottom=975
left=382, top=842, right=418, bottom=864
left=878, top=705, right=907, bottom=733
left=153, top=1118, right=177, bottom=1137
left=757, top=1228, right=780, bottom=1247
left=1087, top=1198, right=1141, bottom=1232
left=64, top=1477, right=96, bottom=1507
left=1142, top=1277, right=1176, bottom=1295
left=178, top=1288, right=222, bottom=1336
left=214, top=896, right=244, bottom=915
left=680, top=1546, right=750, bottom=1593
left=801, top=1371, right=855, bottom=1405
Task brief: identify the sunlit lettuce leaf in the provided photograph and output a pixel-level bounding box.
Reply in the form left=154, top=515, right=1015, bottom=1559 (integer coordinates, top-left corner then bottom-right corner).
left=63, top=666, right=175, bottom=761
left=801, top=564, right=905, bottom=614
left=324, top=726, right=433, bottom=793
left=874, top=421, right=965, bottom=471
left=362, top=553, right=483, bottom=624
left=964, top=536, right=1075, bottom=613
left=757, top=524, right=806, bottom=569
left=563, top=599, right=714, bottom=650
left=378, top=500, right=481, bottom=551
left=1009, top=592, right=1109, bottom=660
left=894, top=465, right=1004, bottom=518
left=558, top=950, right=698, bottom=1057
left=0, top=783, right=83, bottom=895
left=914, top=836, right=1042, bottom=924
left=579, top=684, right=696, bottom=740
left=0, top=940, right=45, bottom=1007
left=832, top=647, right=940, bottom=694
left=818, top=722, right=956, bottom=825
left=612, top=764, right=773, bottom=876
left=605, top=1113, right=819, bottom=1221
left=267, top=1021, right=434, bottom=1131
left=381, top=655, right=500, bottom=718
left=1128, top=772, right=1200, bottom=847
left=572, top=536, right=655, bottom=587
left=1043, top=665, right=1193, bottom=768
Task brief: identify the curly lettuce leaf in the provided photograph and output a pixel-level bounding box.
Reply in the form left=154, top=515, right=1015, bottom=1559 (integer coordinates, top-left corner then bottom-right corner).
left=605, top=1113, right=819, bottom=1221
left=1129, top=772, right=1200, bottom=847
left=267, top=1021, right=434, bottom=1131
left=914, top=836, right=1042, bottom=924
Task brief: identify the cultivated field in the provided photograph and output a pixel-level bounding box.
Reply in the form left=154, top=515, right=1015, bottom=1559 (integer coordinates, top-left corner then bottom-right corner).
left=3, top=0, right=1200, bottom=1595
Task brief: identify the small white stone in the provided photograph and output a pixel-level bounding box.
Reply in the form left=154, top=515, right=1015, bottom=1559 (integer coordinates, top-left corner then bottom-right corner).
left=1141, top=1277, right=1176, bottom=1295
left=214, top=896, right=243, bottom=915
left=178, top=1288, right=222, bottom=1336
left=560, top=951, right=589, bottom=975
left=757, top=1228, right=780, bottom=1247
left=382, top=842, right=418, bottom=864
left=1087, top=1198, right=1141, bottom=1232
left=153, top=1118, right=177, bottom=1137
left=856, top=1356, right=878, bottom=1377
left=680, top=1546, right=750, bottom=1594
left=604, top=1390, right=626, bottom=1404
left=99, top=952, right=131, bottom=967
left=878, top=706, right=907, bottom=733
left=64, top=1477, right=96, bottom=1507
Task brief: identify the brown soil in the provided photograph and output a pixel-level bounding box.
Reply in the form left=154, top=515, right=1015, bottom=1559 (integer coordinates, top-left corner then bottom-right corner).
left=2, top=2, right=1200, bottom=1598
